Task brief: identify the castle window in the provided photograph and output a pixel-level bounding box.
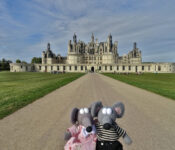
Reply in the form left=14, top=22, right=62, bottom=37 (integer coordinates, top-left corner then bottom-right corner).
left=142, top=66, right=144, bottom=71
left=105, top=66, right=107, bottom=71
left=148, top=66, right=150, bottom=71
left=81, top=66, right=83, bottom=70
left=110, top=66, right=112, bottom=70
left=63, top=66, right=66, bottom=70
left=26, top=66, right=28, bottom=71
left=122, top=66, right=125, bottom=71
left=128, top=66, right=131, bottom=71
left=57, top=66, right=59, bottom=70
left=158, top=66, right=161, bottom=71
left=21, top=65, right=22, bottom=69
left=69, top=66, right=71, bottom=70
left=39, top=66, right=41, bottom=70
left=75, top=66, right=77, bottom=71
left=117, top=66, right=119, bottom=70
left=85, top=66, right=87, bottom=70
left=135, top=66, right=138, bottom=72
left=99, top=66, right=101, bottom=70
left=51, top=66, right=53, bottom=70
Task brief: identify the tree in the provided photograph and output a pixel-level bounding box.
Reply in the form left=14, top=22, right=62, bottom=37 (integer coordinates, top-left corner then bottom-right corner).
left=21, top=61, right=27, bottom=64
left=0, top=58, right=12, bottom=71
left=16, top=59, right=21, bottom=63
left=31, top=57, right=42, bottom=64
left=2, top=58, right=6, bottom=63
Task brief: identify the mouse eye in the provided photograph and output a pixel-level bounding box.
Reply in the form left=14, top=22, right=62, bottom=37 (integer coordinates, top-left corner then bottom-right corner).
left=84, top=108, right=89, bottom=113
left=102, top=108, right=107, bottom=114
left=80, top=108, right=84, bottom=114
left=107, top=108, right=112, bottom=115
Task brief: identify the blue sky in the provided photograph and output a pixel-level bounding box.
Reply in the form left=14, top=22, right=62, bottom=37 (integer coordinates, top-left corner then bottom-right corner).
left=0, top=0, right=175, bottom=63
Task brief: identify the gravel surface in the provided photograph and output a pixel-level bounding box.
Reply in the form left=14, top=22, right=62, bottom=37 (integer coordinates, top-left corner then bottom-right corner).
left=0, top=73, right=175, bottom=150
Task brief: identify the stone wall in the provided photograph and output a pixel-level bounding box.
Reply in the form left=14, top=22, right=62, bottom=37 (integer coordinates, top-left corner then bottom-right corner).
left=10, top=63, right=35, bottom=72
left=10, top=63, right=175, bottom=73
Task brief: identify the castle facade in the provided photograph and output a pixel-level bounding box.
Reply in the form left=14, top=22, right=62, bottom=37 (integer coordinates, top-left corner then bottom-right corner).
left=10, top=34, right=175, bottom=73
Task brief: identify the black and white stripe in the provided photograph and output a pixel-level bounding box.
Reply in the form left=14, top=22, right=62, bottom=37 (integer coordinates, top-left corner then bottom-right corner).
left=95, top=122, right=126, bottom=141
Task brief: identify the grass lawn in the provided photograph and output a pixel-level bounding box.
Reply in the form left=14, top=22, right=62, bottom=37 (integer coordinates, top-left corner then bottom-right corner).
left=103, top=73, right=175, bottom=100
left=0, top=72, right=84, bottom=119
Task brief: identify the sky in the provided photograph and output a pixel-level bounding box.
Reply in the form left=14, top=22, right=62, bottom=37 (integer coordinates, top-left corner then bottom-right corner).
left=0, top=0, right=175, bottom=63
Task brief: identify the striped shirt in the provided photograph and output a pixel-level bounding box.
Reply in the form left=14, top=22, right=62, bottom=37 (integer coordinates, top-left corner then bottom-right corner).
left=95, top=122, right=126, bottom=141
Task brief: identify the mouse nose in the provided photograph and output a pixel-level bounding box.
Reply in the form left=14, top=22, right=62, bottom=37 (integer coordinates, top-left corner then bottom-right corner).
left=103, top=123, right=111, bottom=130
left=86, top=126, right=92, bottom=132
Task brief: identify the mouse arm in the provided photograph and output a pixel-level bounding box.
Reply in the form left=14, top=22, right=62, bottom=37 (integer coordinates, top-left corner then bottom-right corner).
left=115, top=124, right=132, bottom=145
left=123, top=133, right=132, bottom=145
left=64, top=130, right=72, bottom=141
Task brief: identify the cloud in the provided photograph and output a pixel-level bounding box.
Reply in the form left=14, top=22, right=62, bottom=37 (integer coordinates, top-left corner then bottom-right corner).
left=0, top=0, right=175, bottom=63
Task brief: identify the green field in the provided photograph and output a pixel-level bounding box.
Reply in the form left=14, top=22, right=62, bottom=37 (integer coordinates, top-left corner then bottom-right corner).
left=103, top=73, right=175, bottom=100
left=0, top=72, right=84, bottom=119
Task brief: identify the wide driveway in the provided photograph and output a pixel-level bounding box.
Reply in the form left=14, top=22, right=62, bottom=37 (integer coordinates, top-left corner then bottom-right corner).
left=0, top=73, right=175, bottom=150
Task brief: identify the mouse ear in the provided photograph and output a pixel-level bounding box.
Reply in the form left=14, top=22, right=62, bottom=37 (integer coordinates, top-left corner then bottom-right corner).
left=71, top=108, right=79, bottom=124
left=113, top=102, right=125, bottom=118
left=90, top=101, right=103, bottom=117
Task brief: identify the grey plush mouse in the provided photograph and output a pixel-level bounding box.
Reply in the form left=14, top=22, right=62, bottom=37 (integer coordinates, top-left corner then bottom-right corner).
left=91, top=101, right=132, bottom=150
left=64, top=107, right=95, bottom=141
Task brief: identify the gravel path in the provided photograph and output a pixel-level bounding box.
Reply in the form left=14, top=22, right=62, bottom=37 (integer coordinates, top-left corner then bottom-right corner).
left=0, top=73, right=175, bottom=150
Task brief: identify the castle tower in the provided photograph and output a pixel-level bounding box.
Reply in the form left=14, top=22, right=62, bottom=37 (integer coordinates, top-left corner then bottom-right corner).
left=42, top=51, right=46, bottom=64
left=73, top=33, right=77, bottom=53
left=114, top=41, right=118, bottom=55
left=46, top=43, right=52, bottom=58
left=42, top=43, right=50, bottom=64
left=107, top=33, right=112, bottom=52
left=68, top=40, right=72, bottom=53
left=91, top=33, right=94, bottom=43
left=133, top=42, right=139, bottom=57
left=95, top=38, right=98, bottom=44
left=129, top=42, right=142, bottom=64
left=73, top=33, right=77, bottom=44
left=47, top=43, right=51, bottom=51
left=134, top=42, right=137, bottom=50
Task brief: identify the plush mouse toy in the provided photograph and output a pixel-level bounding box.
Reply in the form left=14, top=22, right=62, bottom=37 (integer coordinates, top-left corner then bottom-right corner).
left=64, top=107, right=97, bottom=150
left=91, top=101, right=132, bottom=150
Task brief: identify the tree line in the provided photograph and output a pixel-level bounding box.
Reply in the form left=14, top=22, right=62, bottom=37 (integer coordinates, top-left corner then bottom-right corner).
left=0, top=58, right=12, bottom=70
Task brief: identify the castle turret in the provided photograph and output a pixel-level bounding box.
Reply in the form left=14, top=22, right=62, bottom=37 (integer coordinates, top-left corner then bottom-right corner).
left=46, top=43, right=52, bottom=58
left=42, top=51, right=46, bottom=64
left=68, top=40, right=72, bottom=53
left=133, top=42, right=137, bottom=50
left=132, top=42, right=140, bottom=57
left=127, top=42, right=142, bottom=64
left=42, top=43, right=50, bottom=64
left=47, top=43, right=51, bottom=51
left=91, top=33, right=94, bottom=43
left=73, top=33, right=77, bottom=44
left=113, top=41, right=118, bottom=54
left=73, top=33, right=77, bottom=53
left=107, top=33, right=112, bottom=52
left=95, top=38, right=98, bottom=44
